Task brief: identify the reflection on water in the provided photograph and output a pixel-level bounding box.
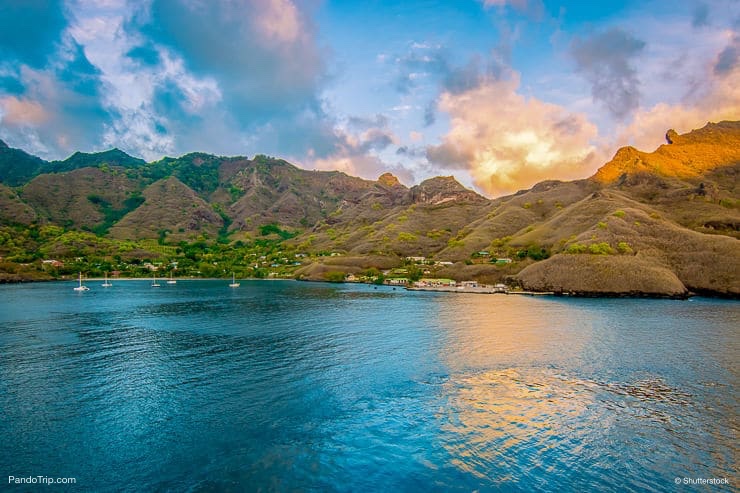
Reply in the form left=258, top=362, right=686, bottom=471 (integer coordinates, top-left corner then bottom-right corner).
left=432, top=294, right=737, bottom=491
left=0, top=282, right=737, bottom=492
left=438, top=368, right=718, bottom=491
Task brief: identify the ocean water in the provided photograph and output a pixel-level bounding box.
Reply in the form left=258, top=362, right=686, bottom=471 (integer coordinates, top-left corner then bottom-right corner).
left=0, top=280, right=737, bottom=492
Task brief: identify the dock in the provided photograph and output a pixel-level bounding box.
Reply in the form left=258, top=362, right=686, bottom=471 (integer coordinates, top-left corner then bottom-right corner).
left=406, top=286, right=553, bottom=296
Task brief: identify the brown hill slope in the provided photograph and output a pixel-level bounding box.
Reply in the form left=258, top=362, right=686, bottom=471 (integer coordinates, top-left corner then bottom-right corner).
left=593, top=121, right=740, bottom=183
left=0, top=183, right=36, bottom=225
left=109, top=176, right=223, bottom=241
left=513, top=121, right=740, bottom=297
left=21, top=167, right=142, bottom=230
left=298, top=176, right=491, bottom=257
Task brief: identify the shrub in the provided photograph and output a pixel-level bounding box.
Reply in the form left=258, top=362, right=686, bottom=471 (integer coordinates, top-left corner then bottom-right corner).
left=588, top=242, right=614, bottom=255
left=397, top=232, right=417, bottom=242
left=324, top=271, right=346, bottom=282
left=613, top=210, right=626, bottom=218
left=566, top=243, right=588, bottom=254
left=597, top=221, right=607, bottom=229
left=617, top=242, right=633, bottom=254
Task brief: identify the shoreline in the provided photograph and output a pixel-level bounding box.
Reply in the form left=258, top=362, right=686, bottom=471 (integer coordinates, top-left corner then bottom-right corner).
left=406, top=286, right=553, bottom=296
left=2, top=276, right=737, bottom=300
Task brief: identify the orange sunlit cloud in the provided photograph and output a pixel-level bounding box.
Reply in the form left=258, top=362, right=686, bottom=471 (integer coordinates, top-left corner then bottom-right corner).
left=427, top=73, right=603, bottom=197
left=0, top=96, right=50, bottom=126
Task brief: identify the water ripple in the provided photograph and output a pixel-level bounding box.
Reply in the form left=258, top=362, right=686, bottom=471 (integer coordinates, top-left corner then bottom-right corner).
left=0, top=282, right=736, bottom=492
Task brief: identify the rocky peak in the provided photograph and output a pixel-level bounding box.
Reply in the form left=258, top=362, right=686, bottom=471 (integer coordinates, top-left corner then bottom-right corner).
left=409, top=176, right=488, bottom=205
left=377, top=172, right=402, bottom=188
left=592, top=121, right=740, bottom=184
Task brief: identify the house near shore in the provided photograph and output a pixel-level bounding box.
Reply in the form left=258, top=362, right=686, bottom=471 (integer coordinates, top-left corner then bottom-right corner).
left=460, top=280, right=478, bottom=288
left=386, top=277, right=409, bottom=285
left=414, top=278, right=456, bottom=287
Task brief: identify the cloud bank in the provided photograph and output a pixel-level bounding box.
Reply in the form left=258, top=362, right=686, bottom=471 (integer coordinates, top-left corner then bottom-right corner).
left=427, top=73, right=600, bottom=197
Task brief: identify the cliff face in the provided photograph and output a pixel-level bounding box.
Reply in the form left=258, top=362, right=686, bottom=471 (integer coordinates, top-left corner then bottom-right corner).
left=592, top=121, right=740, bottom=183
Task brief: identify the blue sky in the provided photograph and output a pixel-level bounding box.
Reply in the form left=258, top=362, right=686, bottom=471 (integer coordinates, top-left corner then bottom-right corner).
left=0, top=0, right=738, bottom=197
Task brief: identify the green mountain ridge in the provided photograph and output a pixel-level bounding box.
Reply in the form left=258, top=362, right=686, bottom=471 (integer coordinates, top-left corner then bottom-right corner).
left=0, top=122, right=738, bottom=297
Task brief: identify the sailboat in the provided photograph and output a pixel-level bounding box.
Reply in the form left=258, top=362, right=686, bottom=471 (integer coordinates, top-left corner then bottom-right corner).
left=167, top=272, right=177, bottom=284
left=229, top=272, right=240, bottom=288
left=151, top=273, right=161, bottom=287
left=73, top=272, right=90, bottom=291
left=102, top=272, right=112, bottom=288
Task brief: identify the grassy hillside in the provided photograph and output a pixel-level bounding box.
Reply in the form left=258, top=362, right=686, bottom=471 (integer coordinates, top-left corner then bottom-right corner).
left=0, top=121, right=737, bottom=296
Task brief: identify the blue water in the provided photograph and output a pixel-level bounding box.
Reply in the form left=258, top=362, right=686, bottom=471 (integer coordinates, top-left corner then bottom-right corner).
left=0, top=280, right=737, bottom=492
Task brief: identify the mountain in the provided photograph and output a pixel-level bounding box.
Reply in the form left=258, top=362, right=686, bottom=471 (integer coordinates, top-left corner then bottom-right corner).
left=0, top=121, right=737, bottom=296
left=49, top=148, right=146, bottom=173
left=108, top=176, right=223, bottom=241
left=515, top=122, right=740, bottom=297
left=0, top=140, right=146, bottom=187
left=0, top=139, right=47, bottom=186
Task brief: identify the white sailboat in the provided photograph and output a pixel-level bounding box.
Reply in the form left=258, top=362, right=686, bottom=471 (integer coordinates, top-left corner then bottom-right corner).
left=102, top=271, right=112, bottom=287
left=167, top=272, right=176, bottom=284
left=151, top=273, right=161, bottom=287
left=73, top=272, right=90, bottom=291
left=229, top=272, right=240, bottom=288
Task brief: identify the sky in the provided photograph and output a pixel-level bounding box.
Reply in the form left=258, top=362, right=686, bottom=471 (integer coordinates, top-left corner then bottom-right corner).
left=0, top=0, right=738, bottom=197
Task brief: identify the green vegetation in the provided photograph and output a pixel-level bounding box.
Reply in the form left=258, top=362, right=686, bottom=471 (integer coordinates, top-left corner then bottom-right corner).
left=324, top=271, right=346, bottom=282
left=259, top=223, right=297, bottom=240
left=0, top=220, right=314, bottom=281
left=588, top=242, right=614, bottom=255
left=617, top=241, right=634, bottom=254
left=88, top=192, right=145, bottom=235
left=566, top=243, right=588, bottom=254
left=397, top=232, right=418, bottom=242
left=566, top=242, right=620, bottom=255
left=516, top=244, right=550, bottom=261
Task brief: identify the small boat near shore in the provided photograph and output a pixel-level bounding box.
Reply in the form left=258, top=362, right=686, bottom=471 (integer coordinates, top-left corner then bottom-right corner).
left=73, top=272, right=90, bottom=292
left=229, top=273, right=240, bottom=288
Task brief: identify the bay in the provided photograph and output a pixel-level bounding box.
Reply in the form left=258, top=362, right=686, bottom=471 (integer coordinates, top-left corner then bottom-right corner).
left=0, top=281, right=737, bottom=492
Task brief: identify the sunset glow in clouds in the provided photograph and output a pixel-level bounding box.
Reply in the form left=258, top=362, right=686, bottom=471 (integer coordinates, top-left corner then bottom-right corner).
left=0, top=0, right=738, bottom=197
